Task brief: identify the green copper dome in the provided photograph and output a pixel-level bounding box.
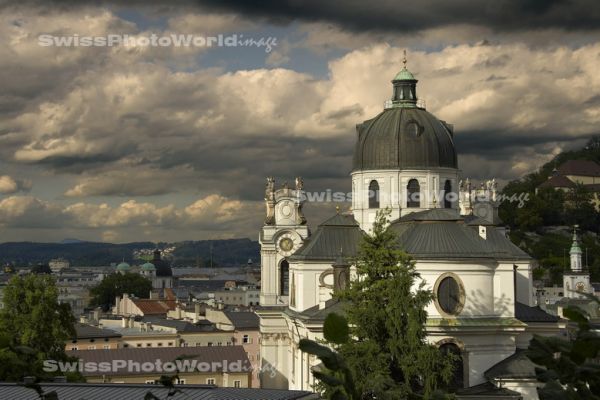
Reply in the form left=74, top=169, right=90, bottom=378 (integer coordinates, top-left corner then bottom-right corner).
left=141, top=262, right=156, bottom=271
left=393, top=68, right=416, bottom=81
left=116, top=261, right=130, bottom=271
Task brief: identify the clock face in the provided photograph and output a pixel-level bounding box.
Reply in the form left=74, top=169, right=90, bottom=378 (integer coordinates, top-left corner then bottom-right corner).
left=576, top=282, right=585, bottom=292
left=280, top=238, right=294, bottom=252
left=277, top=233, right=297, bottom=256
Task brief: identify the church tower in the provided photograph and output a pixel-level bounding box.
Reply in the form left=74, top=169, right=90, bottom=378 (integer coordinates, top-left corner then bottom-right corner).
left=259, top=177, right=309, bottom=306
left=563, top=225, right=592, bottom=298
left=351, top=53, right=459, bottom=231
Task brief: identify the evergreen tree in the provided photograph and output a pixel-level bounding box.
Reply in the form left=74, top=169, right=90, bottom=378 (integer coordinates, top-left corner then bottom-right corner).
left=302, top=209, right=454, bottom=399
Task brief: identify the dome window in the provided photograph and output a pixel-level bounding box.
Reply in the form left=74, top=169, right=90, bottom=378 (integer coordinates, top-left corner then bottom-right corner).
left=406, top=179, right=421, bottom=208
left=444, top=180, right=453, bottom=208
left=368, top=180, right=380, bottom=209
left=406, top=121, right=422, bottom=138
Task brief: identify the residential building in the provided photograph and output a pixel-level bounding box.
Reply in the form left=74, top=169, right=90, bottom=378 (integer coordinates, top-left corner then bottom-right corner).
left=67, top=346, right=253, bottom=387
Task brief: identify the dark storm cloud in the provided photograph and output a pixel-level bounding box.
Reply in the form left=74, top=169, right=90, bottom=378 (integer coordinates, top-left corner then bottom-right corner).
left=3, top=0, right=599, bottom=33
left=454, top=130, right=587, bottom=160
left=191, top=0, right=599, bottom=32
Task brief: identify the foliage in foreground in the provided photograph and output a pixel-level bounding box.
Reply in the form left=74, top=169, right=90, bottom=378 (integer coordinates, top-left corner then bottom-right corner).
left=301, top=209, right=455, bottom=399
left=528, top=293, right=600, bottom=399
left=0, top=274, right=82, bottom=383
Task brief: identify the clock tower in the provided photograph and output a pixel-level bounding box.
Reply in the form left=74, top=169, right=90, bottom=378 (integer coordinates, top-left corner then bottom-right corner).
left=259, top=177, right=309, bottom=306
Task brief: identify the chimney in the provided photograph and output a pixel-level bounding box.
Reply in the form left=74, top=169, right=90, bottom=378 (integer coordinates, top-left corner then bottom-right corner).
left=194, top=303, right=201, bottom=320
left=93, top=308, right=100, bottom=322
left=115, top=295, right=121, bottom=315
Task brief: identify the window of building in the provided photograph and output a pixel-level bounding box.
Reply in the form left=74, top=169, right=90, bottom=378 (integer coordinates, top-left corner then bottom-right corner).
left=137, top=344, right=142, bottom=348
left=368, top=180, right=380, bottom=209
left=70, top=346, right=78, bottom=351
left=242, top=335, right=250, bottom=344
left=280, top=260, right=289, bottom=296
left=435, top=274, right=464, bottom=316
left=407, top=179, right=421, bottom=208
left=217, top=342, right=222, bottom=346
left=207, top=342, right=213, bottom=347
left=439, top=343, right=464, bottom=390
left=145, top=380, right=158, bottom=385
left=444, top=180, right=453, bottom=209
left=87, top=345, right=96, bottom=350
left=234, top=380, right=241, bottom=388
left=103, top=345, right=110, bottom=350
left=168, top=342, right=173, bottom=347
left=123, top=344, right=129, bottom=348
left=157, top=343, right=163, bottom=347
left=207, top=378, right=215, bottom=385
left=176, top=378, right=186, bottom=385
left=146, top=343, right=152, bottom=347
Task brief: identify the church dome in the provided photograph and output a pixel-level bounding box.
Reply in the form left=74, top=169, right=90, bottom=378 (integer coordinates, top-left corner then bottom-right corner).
left=141, top=262, right=156, bottom=271
left=116, top=261, right=130, bottom=272
left=352, top=61, right=457, bottom=172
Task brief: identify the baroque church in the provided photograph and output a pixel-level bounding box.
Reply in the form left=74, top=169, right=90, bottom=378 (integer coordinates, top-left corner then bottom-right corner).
left=257, top=59, right=566, bottom=399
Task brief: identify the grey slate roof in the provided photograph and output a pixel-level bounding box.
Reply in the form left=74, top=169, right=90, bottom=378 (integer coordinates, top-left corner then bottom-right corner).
left=68, top=346, right=249, bottom=376
left=286, top=299, right=347, bottom=323
left=390, top=210, right=530, bottom=260
left=290, top=213, right=364, bottom=262
left=224, top=311, right=259, bottom=330
left=484, top=350, right=541, bottom=380
left=74, top=323, right=121, bottom=339
left=456, top=381, right=521, bottom=398
left=515, top=302, right=560, bottom=323
left=0, top=383, right=316, bottom=400
left=353, top=107, right=457, bottom=171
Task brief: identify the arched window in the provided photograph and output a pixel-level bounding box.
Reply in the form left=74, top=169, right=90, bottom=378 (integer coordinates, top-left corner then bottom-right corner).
left=368, top=180, right=380, bottom=209
left=280, top=260, right=289, bottom=296
left=444, top=180, right=453, bottom=209
left=439, top=343, right=464, bottom=390
left=407, top=179, right=420, bottom=208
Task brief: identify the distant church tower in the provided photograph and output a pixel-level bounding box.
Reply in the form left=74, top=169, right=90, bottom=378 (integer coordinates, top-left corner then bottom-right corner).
left=259, top=177, right=310, bottom=306
left=563, top=226, right=591, bottom=298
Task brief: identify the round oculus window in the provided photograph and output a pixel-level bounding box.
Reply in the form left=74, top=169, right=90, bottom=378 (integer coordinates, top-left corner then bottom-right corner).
left=437, top=276, right=462, bottom=315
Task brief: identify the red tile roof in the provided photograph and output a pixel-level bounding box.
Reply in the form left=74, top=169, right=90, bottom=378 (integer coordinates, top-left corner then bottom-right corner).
left=557, top=160, right=600, bottom=177
left=538, top=175, right=576, bottom=189
left=132, top=299, right=177, bottom=315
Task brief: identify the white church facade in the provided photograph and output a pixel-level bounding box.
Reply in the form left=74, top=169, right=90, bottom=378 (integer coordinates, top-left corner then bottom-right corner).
left=257, top=61, right=566, bottom=398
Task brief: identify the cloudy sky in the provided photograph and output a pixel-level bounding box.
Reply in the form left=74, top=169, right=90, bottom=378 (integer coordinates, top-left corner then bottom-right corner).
left=1, top=0, right=599, bottom=243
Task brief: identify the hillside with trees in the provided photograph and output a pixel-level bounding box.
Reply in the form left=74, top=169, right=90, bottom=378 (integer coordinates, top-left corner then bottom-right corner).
left=499, top=136, right=600, bottom=284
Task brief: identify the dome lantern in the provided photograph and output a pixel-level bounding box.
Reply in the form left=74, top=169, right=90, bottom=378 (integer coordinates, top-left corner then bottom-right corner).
left=391, top=50, right=418, bottom=107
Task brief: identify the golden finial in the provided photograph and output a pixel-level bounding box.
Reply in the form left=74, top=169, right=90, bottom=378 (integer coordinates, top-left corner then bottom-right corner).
left=335, top=205, right=340, bottom=214
left=402, top=49, right=407, bottom=69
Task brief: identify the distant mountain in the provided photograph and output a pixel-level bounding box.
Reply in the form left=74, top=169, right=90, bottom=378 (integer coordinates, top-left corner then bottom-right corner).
left=0, top=239, right=259, bottom=268
left=60, top=238, right=87, bottom=244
